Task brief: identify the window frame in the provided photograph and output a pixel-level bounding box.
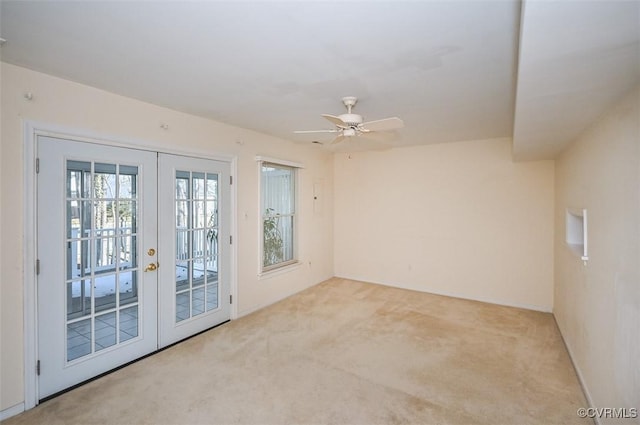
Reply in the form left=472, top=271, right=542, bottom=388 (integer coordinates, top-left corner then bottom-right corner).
left=258, top=158, right=302, bottom=274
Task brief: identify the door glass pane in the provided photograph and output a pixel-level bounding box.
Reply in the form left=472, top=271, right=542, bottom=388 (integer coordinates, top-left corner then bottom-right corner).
left=193, top=229, right=205, bottom=259
left=120, top=307, right=138, bottom=342
left=67, top=319, right=91, bottom=361
left=119, top=235, right=135, bottom=270
left=206, top=201, right=217, bottom=228
left=67, top=239, right=90, bottom=280
left=176, top=171, right=190, bottom=199
left=65, top=160, right=142, bottom=362
left=118, top=201, right=136, bottom=231
left=206, top=255, right=217, bottom=280
left=193, top=201, right=205, bottom=228
left=174, top=170, right=219, bottom=323
left=95, top=274, right=116, bottom=312
left=95, top=237, right=116, bottom=272
left=176, top=292, right=190, bottom=322
left=94, top=200, right=116, bottom=232
left=67, top=161, right=91, bottom=198
left=176, top=200, right=189, bottom=228
left=176, top=260, right=189, bottom=292
left=119, top=271, right=137, bottom=305
left=193, top=258, right=205, bottom=287
left=95, top=312, right=117, bottom=351
left=206, top=284, right=218, bottom=311
left=192, top=288, right=205, bottom=316
left=67, top=280, right=91, bottom=319
left=206, top=174, right=218, bottom=200
left=118, top=166, right=138, bottom=199
left=192, top=172, right=205, bottom=199
left=94, top=163, right=117, bottom=198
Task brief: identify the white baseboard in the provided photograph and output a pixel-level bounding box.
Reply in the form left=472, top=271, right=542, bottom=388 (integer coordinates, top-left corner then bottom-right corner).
left=334, top=275, right=553, bottom=313
left=552, top=315, right=599, bottom=425
left=0, top=402, right=25, bottom=421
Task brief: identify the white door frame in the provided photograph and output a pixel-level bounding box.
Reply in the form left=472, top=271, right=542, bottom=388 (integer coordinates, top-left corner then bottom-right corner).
left=22, top=120, right=238, bottom=410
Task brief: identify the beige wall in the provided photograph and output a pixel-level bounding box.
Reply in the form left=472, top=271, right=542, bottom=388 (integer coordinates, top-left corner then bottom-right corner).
left=0, top=63, right=334, bottom=411
left=554, top=87, right=640, bottom=416
left=333, top=138, right=555, bottom=311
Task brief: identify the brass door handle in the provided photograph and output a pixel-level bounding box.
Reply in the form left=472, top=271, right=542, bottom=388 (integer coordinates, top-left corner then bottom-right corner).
left=144, top=262, right=159, bottom=272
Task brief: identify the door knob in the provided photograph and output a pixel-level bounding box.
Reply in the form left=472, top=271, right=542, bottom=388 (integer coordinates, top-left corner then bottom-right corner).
left=144, top=262, right=159, bottom=272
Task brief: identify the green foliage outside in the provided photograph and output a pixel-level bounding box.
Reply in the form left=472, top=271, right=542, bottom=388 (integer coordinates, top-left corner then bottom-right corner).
left=263, top=208, right=284, bottom=267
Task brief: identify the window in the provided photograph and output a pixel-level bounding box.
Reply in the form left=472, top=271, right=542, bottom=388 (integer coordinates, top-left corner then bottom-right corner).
left=261, top=162, right=297, bottom=271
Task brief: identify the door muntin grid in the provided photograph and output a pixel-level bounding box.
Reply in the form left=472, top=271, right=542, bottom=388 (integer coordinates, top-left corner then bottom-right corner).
left=66, top=160, right=140, bottom=362
left=175, top=171, right=219, bottom=322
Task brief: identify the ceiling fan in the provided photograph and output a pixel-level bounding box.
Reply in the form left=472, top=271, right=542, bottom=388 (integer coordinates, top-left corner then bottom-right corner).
left=294, top=96, right=404, bottom=145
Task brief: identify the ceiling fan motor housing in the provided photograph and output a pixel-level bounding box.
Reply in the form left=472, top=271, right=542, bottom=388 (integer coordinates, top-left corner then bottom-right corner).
left=338, top=113, right=363, bottom=127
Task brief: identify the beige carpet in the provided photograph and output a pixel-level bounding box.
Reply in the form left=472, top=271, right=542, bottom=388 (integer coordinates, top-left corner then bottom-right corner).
left=4, top=278, right=590, bottom=425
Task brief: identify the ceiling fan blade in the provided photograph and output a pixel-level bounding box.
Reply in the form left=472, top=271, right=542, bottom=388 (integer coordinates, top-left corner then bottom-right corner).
left=361, top=117, right=404, bottom=132
left=330, top=134, right=346, bottom=145
left=322, top=114, right=349, bottom=129
left=293, top=129, right=339, bottom=134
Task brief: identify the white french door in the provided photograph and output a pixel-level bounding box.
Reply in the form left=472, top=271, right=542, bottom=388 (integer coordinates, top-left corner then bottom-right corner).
left=157, top=153, right=230, bottom=347
left=36, top=136, right=230, bottom=399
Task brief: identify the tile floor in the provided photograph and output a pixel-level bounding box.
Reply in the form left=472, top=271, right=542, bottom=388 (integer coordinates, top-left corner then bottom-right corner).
left=66, top=282, right=219, bottom=361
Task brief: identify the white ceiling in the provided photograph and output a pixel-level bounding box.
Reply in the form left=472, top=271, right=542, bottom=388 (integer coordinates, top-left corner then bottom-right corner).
left=1, top=1, right=638, bottom=159
left=514, top=0, right=640, bottom=160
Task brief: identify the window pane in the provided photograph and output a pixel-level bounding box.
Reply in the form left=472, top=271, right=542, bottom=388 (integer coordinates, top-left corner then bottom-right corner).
left=279, top=215, right=295, bottom=263
left=261, top=163, right=296, bottom=269
left=261, top=164, right=294, bottom=215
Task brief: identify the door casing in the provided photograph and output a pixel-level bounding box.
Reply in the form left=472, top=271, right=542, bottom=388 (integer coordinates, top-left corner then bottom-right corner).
left=22, top=121, right=238, bottom=410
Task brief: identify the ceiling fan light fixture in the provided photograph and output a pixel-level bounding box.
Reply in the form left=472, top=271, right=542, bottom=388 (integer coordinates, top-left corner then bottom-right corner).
left=343, top=128, right=357, bottom=137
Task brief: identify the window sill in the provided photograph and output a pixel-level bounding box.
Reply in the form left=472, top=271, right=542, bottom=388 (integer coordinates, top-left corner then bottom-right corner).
left=258, top=261, right=302, bottom=280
